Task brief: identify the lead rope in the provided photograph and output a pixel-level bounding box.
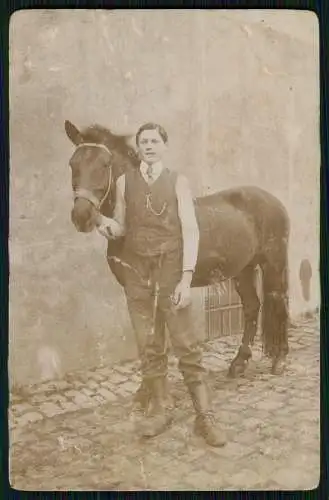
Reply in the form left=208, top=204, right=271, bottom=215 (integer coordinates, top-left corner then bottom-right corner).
left=150, top=251, right=164, bottom=337
left=107, top=256, right=150, bottom=286
left=109, top=254, right=161, bottom=345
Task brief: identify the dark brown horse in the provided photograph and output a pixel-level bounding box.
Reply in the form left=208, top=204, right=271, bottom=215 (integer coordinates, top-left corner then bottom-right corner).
left=64, top=119, right=290, bottom=379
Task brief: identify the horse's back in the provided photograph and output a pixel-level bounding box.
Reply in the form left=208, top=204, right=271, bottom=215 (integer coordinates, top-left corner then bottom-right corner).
left=196, top=185, right=286, bottom=212
left=195, top=185, right=289, bottom=235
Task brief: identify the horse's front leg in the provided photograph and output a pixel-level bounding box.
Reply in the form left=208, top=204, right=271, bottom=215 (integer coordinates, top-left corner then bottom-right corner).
left=228, top=266, right=260, bottom=378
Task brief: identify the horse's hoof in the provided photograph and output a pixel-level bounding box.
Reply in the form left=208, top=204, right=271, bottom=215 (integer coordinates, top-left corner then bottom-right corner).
left=271, top=358, right=286, bottom=375
left=227, top=361, right=246, bottom=378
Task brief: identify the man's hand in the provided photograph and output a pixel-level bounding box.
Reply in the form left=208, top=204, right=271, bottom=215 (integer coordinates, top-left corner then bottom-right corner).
left=96, top=214, right=115, bottom=240
left=172, top=271, right=193, bottom=309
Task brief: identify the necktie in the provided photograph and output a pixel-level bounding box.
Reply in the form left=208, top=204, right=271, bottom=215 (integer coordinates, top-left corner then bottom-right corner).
left=146, top=164, right=153, bottom=182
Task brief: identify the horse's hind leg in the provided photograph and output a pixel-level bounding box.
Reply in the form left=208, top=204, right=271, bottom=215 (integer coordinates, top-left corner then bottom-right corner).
left=228, top=264, right=260, bottom=378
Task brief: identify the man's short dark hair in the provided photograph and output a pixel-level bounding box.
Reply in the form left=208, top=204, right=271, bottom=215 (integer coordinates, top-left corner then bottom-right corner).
left=136, top=123, right=168, bottom=145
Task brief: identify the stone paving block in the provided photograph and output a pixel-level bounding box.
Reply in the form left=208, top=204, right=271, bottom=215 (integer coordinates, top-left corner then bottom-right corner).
left=113, top=385, right=134, bottom=398
left=211, top=410, right=241, bottom=427
left=81, top=388, right=96, bottom=397
left=234, top=393, right=265, bottom=407
left=271, top=466, right=319, bottom=490
left=12, top=403, right=35, bottom=414
left=39, top=402, right=65, bottom=418
left=218, top=400, right=249, bottom=414
left=86, top=380, right=100, bottom=390
left=27, top=382, right=53, bottom=395
left=202, top=456, right=227, bottom=476
left=85, top=371, right=106, bottom=382
left=102, top=371, right=128, bottom=385
left=203, top=356, right=226, bottom=372
left=253, top=399, right=285, bottom=412
left=9, top=426, right=32, bottom=445
left=155, top=436, right=188, bottom=456
left=130, top=373, right=142, bottom=384
left=210, top=440, right=253, bottom=460
left=203, top=352, right=220, bottom=363
left=16, top=411, right=44, bottom=426
left=123, top=360, right=140, bottom=371
left=166, top=423, right=192, bottom=443
left=59, top=401, right=81, bottom=413
left=220, top=336, right=240, bottom=348
left=289, top=397, right=317, bottom=411
left=97, top=388, right=118, bottom=402
left=99, top=368, right=128, bottom=383
left=157, top=453, right=195, bottom=480
left=183, top=469, right=224, bottom=490
left=115, top=364, right=138, bottom=375
left=245, top=453, right=285, bottom=478
left=56, top=380, right=72, bottom=391
left=71, top=379, right=87, bottom=390
left=231, top=428, right=262, bottom=446
left=118, top=380, right=141, bottom=394
left=256, top=438, right=293, bottom=460
left=46, top=394, right=75, bottom=409
left=181, top=446, right=208, bottom=463
left=284, top=451, right=320, bottom=473
left=27, top=394, right=51, bottom=405
left=92, top=394, right=107, bottom=405
left=209, top=351, right=232, bottom=366
left=64, top=390, right=95, bottom=408
left=43, top=394, right=79, bottom=413
left=192, top=447, right=239, bottom=475
left=225, top=469, right=264, bottom=490
left=297, top=409, right=320, bottom=424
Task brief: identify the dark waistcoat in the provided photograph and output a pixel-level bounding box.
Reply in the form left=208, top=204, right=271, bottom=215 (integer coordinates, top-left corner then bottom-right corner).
left=124, top=167, right=182, bottom=256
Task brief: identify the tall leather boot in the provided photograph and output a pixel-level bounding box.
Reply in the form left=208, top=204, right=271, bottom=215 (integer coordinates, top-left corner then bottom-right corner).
left=132, top=380, right=151, bottom=415
left=188, top=382, right=226, bottom=447
left=138, top=377, right=173, bottom=438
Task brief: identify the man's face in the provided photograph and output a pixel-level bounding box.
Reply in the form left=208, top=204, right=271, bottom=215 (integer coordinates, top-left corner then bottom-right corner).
left=137, top=129, right=167, bottom=165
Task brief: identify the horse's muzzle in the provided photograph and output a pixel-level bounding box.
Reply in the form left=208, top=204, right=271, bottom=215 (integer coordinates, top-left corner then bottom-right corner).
left=71, top=198, right=97, bottom=233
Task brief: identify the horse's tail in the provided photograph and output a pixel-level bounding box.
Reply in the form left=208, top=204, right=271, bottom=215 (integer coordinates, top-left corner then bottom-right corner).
left=260, top=251, right=289, bottom=358
left=260, top=231, right=290, bottom=359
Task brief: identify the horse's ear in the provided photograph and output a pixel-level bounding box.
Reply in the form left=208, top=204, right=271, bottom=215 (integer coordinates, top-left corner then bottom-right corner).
left=124, top=135, right=137, bottom=151
left=64, top=120, right=83, bottom=145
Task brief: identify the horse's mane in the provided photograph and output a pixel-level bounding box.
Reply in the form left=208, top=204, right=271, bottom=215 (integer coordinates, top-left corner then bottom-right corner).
left=80, top=124, right=140, bottom=167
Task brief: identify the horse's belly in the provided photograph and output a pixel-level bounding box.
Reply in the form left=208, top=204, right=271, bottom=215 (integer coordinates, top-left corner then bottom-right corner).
left=193, top=203, right=257, bottom=286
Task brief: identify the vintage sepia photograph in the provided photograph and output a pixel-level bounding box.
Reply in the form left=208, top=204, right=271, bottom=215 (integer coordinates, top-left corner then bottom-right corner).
left=9, top=9, right=320, bottom=490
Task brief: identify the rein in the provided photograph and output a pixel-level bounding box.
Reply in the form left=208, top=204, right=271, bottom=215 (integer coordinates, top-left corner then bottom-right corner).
left=73, top=142, right=113, bottom=211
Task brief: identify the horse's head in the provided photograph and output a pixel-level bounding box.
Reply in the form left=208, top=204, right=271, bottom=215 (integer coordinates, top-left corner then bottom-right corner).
left=65, top=120, right=138, bottom=233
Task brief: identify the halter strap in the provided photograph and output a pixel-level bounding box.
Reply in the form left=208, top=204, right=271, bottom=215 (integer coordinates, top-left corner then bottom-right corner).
left=75, top=142, right=112, bottom=157
left=73, top=142, right=113, bottom=210
left=74, top=188, right=102, bottom=208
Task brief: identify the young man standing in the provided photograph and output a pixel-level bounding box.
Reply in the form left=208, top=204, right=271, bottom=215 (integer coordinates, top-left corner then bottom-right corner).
left=98, top=122, right=226, bottom=447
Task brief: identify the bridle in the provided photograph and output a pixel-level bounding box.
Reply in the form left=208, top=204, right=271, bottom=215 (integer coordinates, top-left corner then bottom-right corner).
left=72, top=142, right=113, bottom=211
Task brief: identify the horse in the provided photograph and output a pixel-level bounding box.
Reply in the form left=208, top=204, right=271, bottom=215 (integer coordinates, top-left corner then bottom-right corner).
left=64, top=119, right=290, bottom=384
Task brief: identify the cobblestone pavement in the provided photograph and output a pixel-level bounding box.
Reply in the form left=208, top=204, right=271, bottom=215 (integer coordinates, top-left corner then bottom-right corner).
left=9, top=317, right=320, bottom=491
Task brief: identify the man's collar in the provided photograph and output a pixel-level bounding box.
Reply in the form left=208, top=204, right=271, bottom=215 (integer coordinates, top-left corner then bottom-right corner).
left=140, top=160, right=163, bottom=172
